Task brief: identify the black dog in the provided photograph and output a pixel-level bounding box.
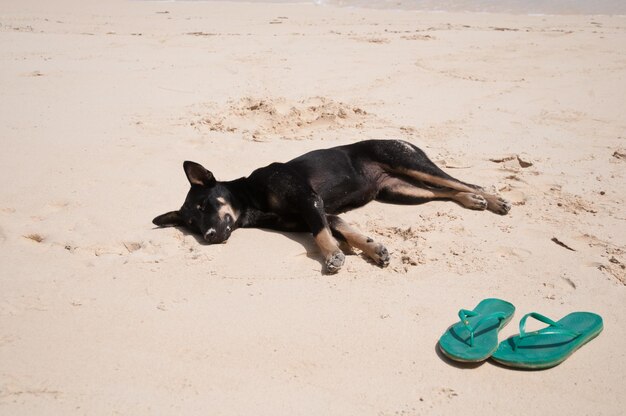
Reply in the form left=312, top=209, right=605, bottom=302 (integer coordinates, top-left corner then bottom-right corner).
left=153, top=139, right=510, bottom=273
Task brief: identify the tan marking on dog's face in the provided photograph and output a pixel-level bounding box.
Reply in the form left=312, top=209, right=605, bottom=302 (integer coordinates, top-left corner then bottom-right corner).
left=216, top=197, right=239, bottom=222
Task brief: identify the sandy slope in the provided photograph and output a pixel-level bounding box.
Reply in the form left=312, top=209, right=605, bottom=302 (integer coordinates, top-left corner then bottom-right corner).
left=0, top=1, right=625, bottom=414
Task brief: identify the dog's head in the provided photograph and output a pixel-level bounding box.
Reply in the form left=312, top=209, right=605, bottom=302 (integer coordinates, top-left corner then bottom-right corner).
left=152, top=161, right=238, bottom=244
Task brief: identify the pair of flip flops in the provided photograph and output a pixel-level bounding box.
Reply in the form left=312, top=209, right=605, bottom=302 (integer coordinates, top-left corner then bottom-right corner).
left=438, top=298, right=603, bottom=369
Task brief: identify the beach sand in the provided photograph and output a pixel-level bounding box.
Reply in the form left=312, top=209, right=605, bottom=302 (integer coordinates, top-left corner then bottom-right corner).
left=1, top=0, right=625, bottom=414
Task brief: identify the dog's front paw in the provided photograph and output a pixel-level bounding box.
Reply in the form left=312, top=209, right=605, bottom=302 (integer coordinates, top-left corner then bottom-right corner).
left=374, top=244, right=390, bottom=267
left=325, top=251, right=345, bottom=274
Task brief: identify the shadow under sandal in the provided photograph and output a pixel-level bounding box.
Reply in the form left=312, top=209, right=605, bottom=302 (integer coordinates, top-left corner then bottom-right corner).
left=491, top=312, right=603, bottom=370
left=438, top=298, right=515, bottom=363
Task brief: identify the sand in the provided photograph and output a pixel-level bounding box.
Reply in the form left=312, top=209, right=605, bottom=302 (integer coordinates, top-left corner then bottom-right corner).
left=1, top=0, right=625, bottom=414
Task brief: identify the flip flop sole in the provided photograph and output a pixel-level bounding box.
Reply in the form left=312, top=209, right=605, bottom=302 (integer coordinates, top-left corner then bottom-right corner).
left=438, top=341, right=496, bottom=363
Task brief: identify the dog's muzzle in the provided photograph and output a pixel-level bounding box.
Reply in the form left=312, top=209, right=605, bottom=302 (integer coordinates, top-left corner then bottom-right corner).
left=204, top=228, right=216, bottom=241
left=203, top=226, right=231, bottom=244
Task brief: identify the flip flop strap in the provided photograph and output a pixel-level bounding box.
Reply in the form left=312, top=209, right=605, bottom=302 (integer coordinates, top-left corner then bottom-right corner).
left=513, top=312, right=581, bottom=350
left=458, top=309, right=507, bottom=347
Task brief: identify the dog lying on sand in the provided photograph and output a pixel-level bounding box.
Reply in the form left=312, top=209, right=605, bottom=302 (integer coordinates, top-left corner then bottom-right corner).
left=153, top=139, right=510, bottom=273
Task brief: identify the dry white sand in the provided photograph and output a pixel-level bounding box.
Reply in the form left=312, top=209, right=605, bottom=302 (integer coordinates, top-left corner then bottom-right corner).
left=1, top=0, right=625, bottom=414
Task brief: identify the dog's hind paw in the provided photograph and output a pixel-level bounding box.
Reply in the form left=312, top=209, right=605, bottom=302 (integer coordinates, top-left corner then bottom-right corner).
left=487, top=196, right=511, bottom=215
left=325, top=251, right=345, bottom=274
left=467, top=194, right=488, bottom=210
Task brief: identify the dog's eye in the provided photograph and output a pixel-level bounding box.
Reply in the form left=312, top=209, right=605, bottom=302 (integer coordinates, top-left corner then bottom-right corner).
left=196, top=204, right=202, bottom=210
left=201, top=199, right=213, bottom=211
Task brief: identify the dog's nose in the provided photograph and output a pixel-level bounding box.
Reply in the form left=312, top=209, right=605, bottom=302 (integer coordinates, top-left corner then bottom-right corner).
left=204, top=228, right=216, bottom=241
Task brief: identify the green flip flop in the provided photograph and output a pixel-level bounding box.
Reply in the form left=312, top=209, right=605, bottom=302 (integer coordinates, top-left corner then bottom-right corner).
left=438, top=298, right=515, bottom=362
left=491, top=312, right=603, bottom=370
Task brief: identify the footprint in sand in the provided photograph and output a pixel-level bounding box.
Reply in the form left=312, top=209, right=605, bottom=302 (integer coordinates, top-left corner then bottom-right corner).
left=498, top=185, right=528, bottom=206
left=123, top=241, right=143, bottom=253
left=576, top=234, right=625, bottom=284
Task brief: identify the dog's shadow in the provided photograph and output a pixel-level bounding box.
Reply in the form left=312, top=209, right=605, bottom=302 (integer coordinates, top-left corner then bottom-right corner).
left=259, top=229, right=378, bottom=274
left=154, top=225, right=336, bottom=273
left=261, top=228, right=330, bottom=271
left=157, top=225, right=206, bottom=245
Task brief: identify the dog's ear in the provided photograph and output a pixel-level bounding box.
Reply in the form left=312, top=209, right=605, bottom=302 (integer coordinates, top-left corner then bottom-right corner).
left=152, top=210, right=183, bottom=227
left=183, top=161, right=216, bottom=187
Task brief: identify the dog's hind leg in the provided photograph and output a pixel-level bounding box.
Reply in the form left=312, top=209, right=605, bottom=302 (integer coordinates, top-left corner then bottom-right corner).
left=376, top=178, right=490, bottom=211
left=327, top=215, right=390, bottom=267
left=368, top=140, right=510, bottom=215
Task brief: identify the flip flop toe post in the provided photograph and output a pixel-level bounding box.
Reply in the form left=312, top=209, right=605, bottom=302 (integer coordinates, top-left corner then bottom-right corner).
left=491, top=311, right=603, bottom=369
left=438, top=298, right=515, bottom=363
